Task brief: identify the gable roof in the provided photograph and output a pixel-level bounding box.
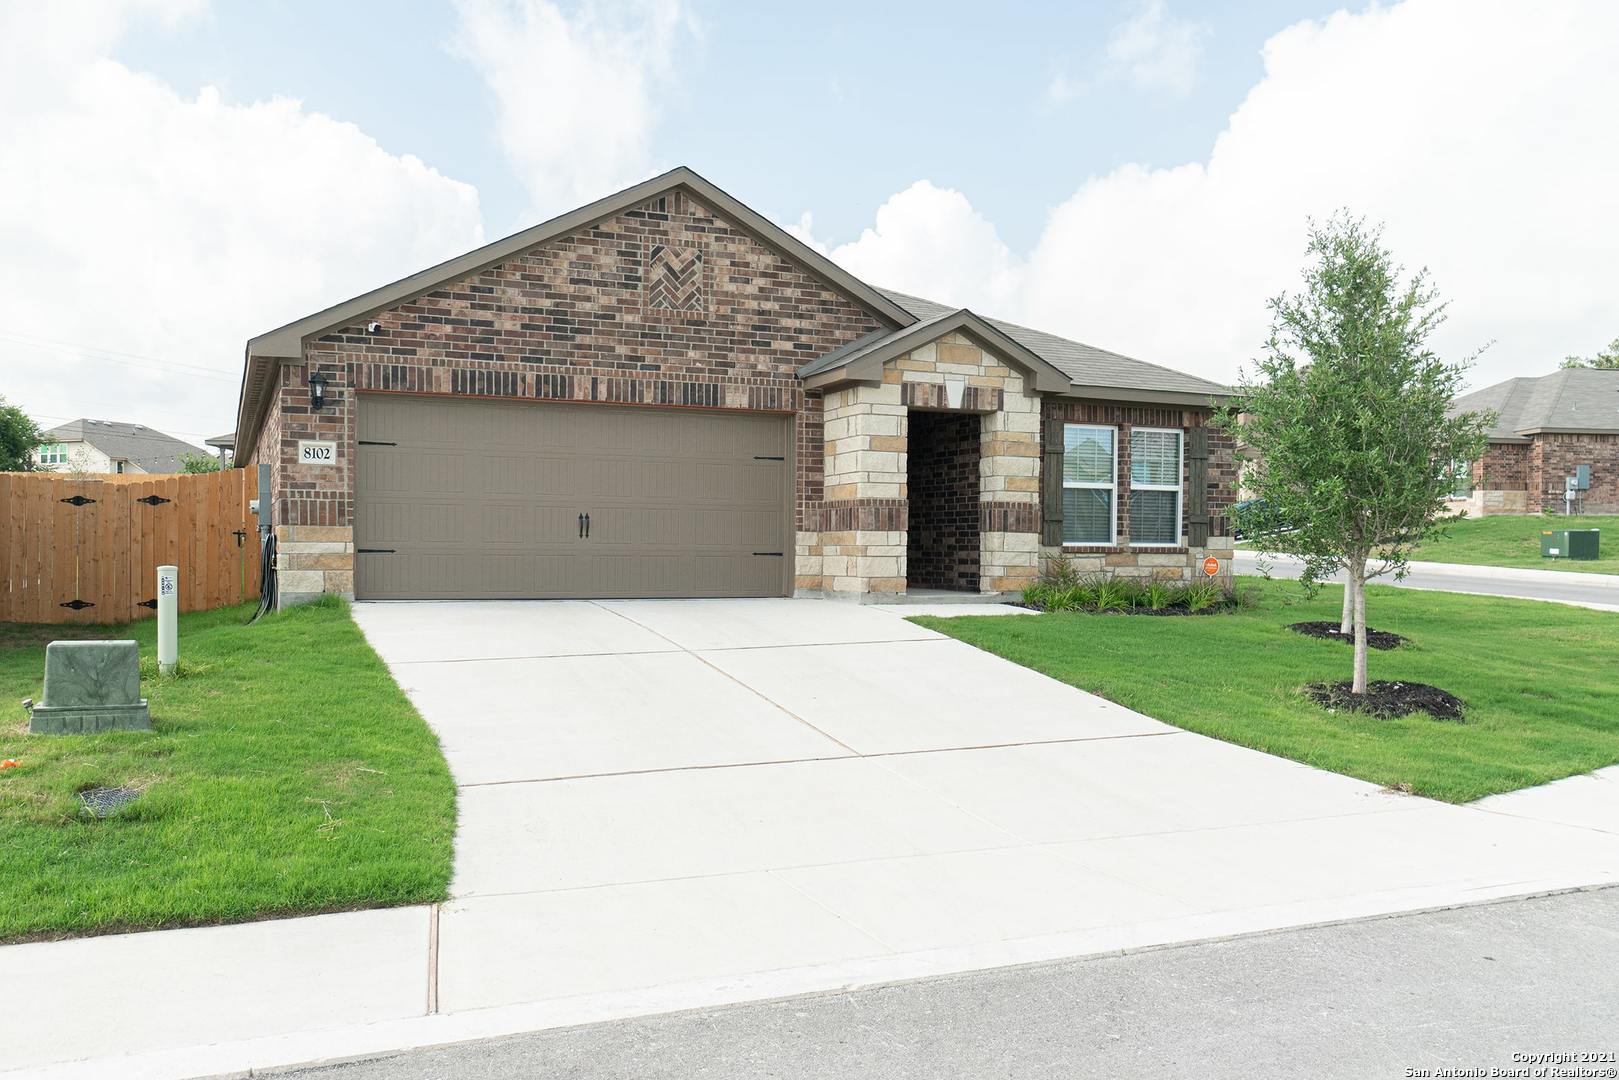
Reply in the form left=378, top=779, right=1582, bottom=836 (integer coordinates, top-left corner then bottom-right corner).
left=799, top=305, right=1073, bottom=393
left=43, top=419, right=203, bottom=473
left=234, top=167, right=917, bottom=456
left=842, top=290, right=1234, bottom=404
left=1453, top=368, right=1619, bottom=440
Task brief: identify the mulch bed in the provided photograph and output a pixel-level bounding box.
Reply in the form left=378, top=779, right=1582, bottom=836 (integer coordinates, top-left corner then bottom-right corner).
left=1289, top=621, right=1407, bottom=650
left=1306, top=680, right=1466, bottom=721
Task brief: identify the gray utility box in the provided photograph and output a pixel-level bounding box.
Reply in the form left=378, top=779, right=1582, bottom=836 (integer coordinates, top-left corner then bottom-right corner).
left=27, top=640, right=151, bottom=734
left=1541, top=528, right=1600, bottom=561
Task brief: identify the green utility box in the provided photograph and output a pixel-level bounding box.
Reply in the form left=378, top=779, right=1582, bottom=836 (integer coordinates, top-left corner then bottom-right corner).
left=1541, top=528, right=1600, bottom=560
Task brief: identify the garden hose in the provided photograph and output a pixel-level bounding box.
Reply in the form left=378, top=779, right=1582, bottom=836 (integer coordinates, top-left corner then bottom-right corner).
left=250, top=531, right=277, bottom=624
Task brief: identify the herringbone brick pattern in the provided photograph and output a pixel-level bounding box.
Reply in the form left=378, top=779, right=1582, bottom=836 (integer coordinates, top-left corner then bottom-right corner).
left=646, top=243, right=704, bottom=312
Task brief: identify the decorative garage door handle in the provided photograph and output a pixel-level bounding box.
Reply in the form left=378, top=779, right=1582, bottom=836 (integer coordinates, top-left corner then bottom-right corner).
left=584, top=513, right=591, bottom=538
left=578, top=513, right=585, bottom=539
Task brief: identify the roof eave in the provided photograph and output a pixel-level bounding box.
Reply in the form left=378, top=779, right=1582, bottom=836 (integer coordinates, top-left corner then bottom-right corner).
left=1513, top=426, right=1619, bottom=437
left=1057, top=384, right=1234, bottom=407
left=802, top=310, right=1072, bottom=394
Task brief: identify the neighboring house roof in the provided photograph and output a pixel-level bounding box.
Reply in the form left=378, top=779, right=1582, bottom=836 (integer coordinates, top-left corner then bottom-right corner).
left=41, top=419, right=204, bottom=473
left=235, top=168, right=1232, bottom=454
left=205, top=432, right=235, bottom=450
left=1453, top=368, right=1619, bottom=440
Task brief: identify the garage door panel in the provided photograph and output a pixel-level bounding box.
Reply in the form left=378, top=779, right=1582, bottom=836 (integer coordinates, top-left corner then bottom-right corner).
left=356, top=396, right=790, bottom=600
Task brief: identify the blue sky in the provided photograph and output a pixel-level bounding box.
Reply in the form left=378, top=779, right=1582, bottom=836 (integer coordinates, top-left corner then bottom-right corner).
left=120, top=1, right=1342, bottom=248
left=2, top=0, right=1616, bottom=444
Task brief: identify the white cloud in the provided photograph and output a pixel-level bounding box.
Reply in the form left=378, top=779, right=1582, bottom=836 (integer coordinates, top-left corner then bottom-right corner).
left=824, top=182, right=1022, bottom=316
left=1105, top=1, right=1209, bottom=96
left=0, top=1, right=485, bottom=444
left=1046, top=73, right=1082, bottom=104
left=452, top=0, right=691, bottom=222
left=810, top=0, right=1619, bottom=392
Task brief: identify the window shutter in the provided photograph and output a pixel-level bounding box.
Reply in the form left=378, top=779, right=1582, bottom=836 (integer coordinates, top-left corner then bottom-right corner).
left=1041, top=419, right=1065, bottom=547
left=1187, top=426, right=1210, bottom=547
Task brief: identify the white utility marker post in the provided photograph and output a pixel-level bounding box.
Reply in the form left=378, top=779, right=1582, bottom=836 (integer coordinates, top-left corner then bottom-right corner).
left=157, top=565, right=178, bottom=676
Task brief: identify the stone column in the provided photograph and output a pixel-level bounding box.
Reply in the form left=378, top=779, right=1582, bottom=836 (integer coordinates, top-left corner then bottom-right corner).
left=818, top=383, right=908, bottom=598
left=978, top=374, right=1042, bottom=594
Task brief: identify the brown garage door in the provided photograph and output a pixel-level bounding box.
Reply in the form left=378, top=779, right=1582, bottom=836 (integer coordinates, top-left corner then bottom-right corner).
left=355, top=394, right=792, bottom=600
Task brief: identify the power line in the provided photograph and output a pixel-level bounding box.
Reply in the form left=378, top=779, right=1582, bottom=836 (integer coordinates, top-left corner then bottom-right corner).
left=0, top=330, right=238, bottom=382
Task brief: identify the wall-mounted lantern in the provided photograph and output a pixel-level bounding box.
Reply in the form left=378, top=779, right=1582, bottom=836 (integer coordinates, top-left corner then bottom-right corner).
left=309, top=371, right=329, bottom=412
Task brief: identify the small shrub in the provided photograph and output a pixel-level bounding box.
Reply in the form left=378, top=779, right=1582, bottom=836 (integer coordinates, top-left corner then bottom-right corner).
left=1143, top=582, right=1173, bottom=611
left=1181, top=580, right=1222, bottom=612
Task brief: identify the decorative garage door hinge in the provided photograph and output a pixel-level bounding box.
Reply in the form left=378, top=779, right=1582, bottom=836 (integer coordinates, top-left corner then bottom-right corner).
left=357, top=548, right=397, bottom=554
left=752, top=455, right=785, bottom=461
left=752, top=551, right=785, bottom=557
left=60, top=599, right=95, bottom=610
left=59, top=495, right=96, bottom=506
left=358, top=440, right=397, bottom=446
left=136, top=494, right=171, bottom=506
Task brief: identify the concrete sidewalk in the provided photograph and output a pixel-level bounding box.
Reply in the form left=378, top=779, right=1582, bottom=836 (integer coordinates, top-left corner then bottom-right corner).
left=6, top=597, right=1618, bottom=1080
left=1236, top=549, right=1619, bottom=611
left=276, top=887, right=1619, bottom=1080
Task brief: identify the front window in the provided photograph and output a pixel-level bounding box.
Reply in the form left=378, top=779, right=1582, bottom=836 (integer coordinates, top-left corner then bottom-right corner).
left=1446, top=459, right=1473, bottom=498
left=37, top=443, right=67, bottom=465
left=1130, top=428, right=1183, bottom=546
left=1062, top=424, right=1116, bottom=545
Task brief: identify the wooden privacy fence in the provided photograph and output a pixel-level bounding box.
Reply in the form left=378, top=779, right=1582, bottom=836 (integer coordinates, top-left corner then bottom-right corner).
left=0, top=470, right=262, bottom=625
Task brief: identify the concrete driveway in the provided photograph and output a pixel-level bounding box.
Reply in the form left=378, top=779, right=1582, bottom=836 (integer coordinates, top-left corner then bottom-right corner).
left=11, top=597, right=1618, bottom=1078
left=356, top=598, right=1619, bottom=1020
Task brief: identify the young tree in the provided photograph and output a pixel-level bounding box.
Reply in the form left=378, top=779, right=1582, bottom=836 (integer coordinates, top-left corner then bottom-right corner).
left=1217, top=214, right=1494, bottom=695
left=0, top=395, right=44, bottom=472
left=1561, top=336, right=1619, bottom=370
left=179, top=451, right=222, bottom=474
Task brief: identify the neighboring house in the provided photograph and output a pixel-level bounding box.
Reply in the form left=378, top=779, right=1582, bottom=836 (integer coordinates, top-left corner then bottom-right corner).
left=33, top=419, right=204, bottom=475
left=205, top=432, right=235, bottom=466
left=1451, top=368, right=1619, bottom=515
left=234, top=168, right=1237, bottom=608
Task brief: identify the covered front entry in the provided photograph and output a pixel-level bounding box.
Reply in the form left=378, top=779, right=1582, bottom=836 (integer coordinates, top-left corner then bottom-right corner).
left=355, top=394, right=792, bottom=599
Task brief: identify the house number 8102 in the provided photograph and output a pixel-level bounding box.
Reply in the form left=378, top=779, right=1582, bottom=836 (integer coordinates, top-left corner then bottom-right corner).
left=298, top=440, right=337, bottom=465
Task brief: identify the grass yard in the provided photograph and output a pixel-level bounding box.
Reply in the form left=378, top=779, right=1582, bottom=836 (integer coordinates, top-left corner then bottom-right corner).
left=915, top=578, right=1619, bottom=803
left=1412, top=514, right=1619, bottom=574
left=0, top=598, right=455, bottom=943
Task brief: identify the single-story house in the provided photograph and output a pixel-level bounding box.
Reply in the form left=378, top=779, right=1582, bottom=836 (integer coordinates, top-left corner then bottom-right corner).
left=233, top=168, right=1237, bottom=607
left=34, top=418, right=204, bottom=474
left=1451, top=368, right=1619, bottom=514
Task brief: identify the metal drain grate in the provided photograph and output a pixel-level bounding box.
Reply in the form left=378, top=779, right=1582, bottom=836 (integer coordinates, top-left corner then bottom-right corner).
left=79, top=786, right=141, bottom=818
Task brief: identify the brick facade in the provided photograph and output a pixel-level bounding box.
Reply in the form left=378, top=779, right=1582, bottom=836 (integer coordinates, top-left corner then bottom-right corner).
left=906, top=411, right=981, bottom=590
left=1039, top=400, right=1237, bottom=585
left=1461, top=435, right=1619, bottom=515
left=245, top=187, right=1238, bottom=605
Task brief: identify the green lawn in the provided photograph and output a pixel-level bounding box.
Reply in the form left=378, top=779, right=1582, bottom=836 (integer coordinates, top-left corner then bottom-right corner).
left=0, top=598, right=455, bottom=943
left=1412, top=514, right=1619, bottom=574
left=915, top=578, right=1619, bottom=803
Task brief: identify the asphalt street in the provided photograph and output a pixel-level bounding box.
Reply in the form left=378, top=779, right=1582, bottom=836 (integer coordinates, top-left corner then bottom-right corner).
left=268, top=887, right=1619, bottom=1080
left=1235, top=550, right=1619, bottom=610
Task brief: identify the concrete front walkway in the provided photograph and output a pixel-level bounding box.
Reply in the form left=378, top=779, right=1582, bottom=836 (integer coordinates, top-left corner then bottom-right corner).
left=7, top=598, right=1619, bottom=1079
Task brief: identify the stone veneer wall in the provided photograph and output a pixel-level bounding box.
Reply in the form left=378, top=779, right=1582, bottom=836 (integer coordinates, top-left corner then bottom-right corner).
left=906, top=410, right=981, bottom=590
left=1039, top=400, right=1237, bottom=585
left=247, top=188, right=887, bottom=607
left=795, top=330, right=1043, bottom=597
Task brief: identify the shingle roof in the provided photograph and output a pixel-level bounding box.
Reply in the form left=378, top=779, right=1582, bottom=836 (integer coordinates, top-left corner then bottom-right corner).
left=860, top=289, right=1233, bottom=400
left=42, top=419, right=205, bottom=473
left=1452, top=369, right=1619, bottom=439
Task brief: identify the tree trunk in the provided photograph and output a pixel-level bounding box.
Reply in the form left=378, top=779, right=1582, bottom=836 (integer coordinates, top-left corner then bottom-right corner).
left=1340, top=575, right=1354, bottom=635
left=1351, top=557, right=1369, bottom=695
